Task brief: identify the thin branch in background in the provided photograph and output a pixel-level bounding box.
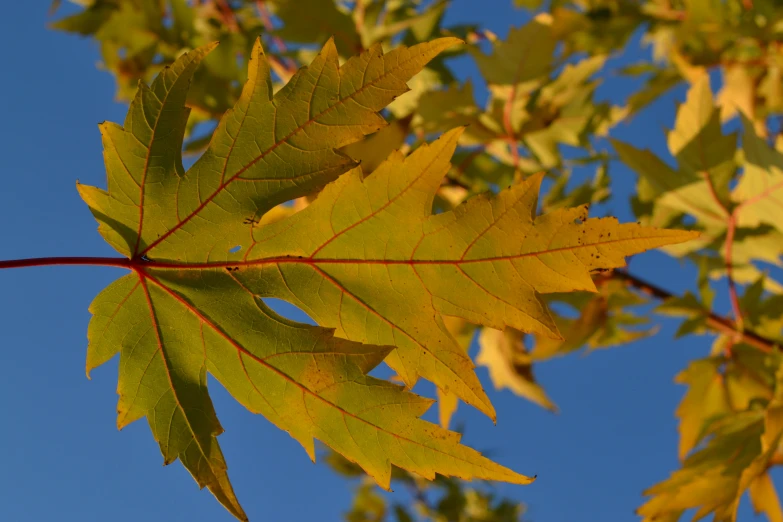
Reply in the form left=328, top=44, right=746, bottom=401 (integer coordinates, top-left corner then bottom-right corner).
left=441, top=175, right=472, bottom=191
left=214, top=0, right=239, bottom=32
left=503, top=35, right=538, bottom=173
left=698, top=165, right=744, bottom=343
left=47, top=0, right=62, bottom=16
left=255, top=0, right=297, bottom=75
left=353, top=0, right=366, bottom=49
left=608, top=270, right=777, bottom=354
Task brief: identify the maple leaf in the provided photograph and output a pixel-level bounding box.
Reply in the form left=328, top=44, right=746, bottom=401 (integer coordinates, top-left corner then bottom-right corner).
left=532, top=279, right=654, bottom=358
left=674, top=358, right=731, bottom=460
left=469, top=15, right=556, bottom=87
left=612, top=76, right=734, bottom=232
left=734, top=117, right=783, bottom=234
left=77, top=37, right=697, bottom=520
left=477, top=327, right=557, bottom=412
left=269, top=0, right=362, bottom=56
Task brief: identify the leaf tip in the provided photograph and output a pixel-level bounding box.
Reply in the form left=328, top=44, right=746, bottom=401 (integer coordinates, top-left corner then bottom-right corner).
left=321, top=36, right=338, bottom=57
left=436, top=36, right=466, bottom=49
left=251, top=36, right=264, bottom=56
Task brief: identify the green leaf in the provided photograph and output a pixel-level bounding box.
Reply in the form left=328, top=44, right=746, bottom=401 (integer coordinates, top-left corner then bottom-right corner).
left=734, top=117, right=783, bottom=234
left=342, top=117, right=412, bottom=175
left=415, top=81, right=499, bottom=144
left=269, top=0, right=362, bottom=56
left=532, top=280, right=653, bottom=357
left=667, top=75, right=735, bottom=206
left=469, top=15, right=556, bottom=87
left=87, top=274, right=247, bottom=520
left=50, top=1, right=116, bottom=35
left=514, top=0, right=545, bottom=9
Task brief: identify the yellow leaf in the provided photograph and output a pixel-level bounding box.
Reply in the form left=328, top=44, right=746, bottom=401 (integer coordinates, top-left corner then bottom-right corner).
left=675, top=358, right=731, bottom=460
left=437, top=388, right=460, bottom=430
left=749, top=473, right=783, bottom=522
left=478, top=328, right=557, bottom=412
left=437, top=316, right=476, bottom=428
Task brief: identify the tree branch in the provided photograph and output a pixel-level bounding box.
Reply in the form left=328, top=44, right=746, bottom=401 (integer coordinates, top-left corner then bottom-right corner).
left=609, top=270, right=778, bottom=353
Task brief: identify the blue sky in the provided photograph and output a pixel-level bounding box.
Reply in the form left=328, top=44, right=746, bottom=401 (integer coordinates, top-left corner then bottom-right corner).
left=0, top=2, right=770, bottom=521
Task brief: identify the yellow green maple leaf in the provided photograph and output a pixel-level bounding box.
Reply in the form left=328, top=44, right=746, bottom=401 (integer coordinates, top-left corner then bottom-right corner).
left=78, top=37, right=698, bottom=521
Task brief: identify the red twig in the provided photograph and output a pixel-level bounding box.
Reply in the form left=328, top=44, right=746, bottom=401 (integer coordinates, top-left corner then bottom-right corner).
left=725, top=212, right=743, bottom=331
left=696, top=155, right=743, bottom=340
left=502, top=31, right=537, bottom=171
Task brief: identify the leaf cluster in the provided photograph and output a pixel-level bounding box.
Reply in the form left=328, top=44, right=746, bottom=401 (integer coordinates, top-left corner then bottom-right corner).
left=40, top=0, right=783, bottom=521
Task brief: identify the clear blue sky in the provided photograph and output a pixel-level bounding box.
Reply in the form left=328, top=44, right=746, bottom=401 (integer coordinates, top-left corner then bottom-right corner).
left=0, top=2, right=771, bottom=521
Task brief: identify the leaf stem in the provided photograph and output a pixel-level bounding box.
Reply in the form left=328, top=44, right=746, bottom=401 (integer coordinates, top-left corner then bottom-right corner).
left=0, top=256, right=133, bottom=271
left=3, top=257, right=771, bottom=354
left=696, top=161, right=744, bottom=343
left=725, top=211, right=744, bottom=333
